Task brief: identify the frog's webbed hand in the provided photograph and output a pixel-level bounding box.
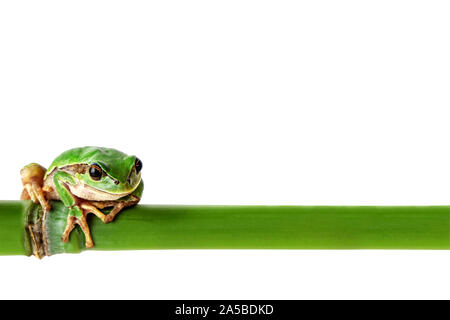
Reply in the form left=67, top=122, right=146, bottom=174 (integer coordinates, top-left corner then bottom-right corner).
left=89, top=194, right=140, bottom=223
left=53, top=171, right=109, bottom=248
left=20, top=163, right=51, bottom=212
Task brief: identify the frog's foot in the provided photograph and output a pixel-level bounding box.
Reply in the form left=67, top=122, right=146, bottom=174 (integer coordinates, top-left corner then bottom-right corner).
left=60, top=197, right=140, bottom=248
left=61, top=202, right=110, bottom=248
left=90, top=195, right=140, bottom=223
left=20, top=163, right=51, bottom=213
left=62, top=214, right=94, bottom=248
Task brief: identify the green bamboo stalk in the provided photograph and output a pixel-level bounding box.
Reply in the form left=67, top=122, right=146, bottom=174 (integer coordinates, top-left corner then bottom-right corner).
left=0, top=200, right=449, bottom=257
left=0, top=201, right=30, bottom=256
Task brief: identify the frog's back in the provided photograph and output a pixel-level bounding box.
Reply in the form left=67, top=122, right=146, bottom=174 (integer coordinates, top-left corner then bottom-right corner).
left=45, top=147, right=128, bottom=178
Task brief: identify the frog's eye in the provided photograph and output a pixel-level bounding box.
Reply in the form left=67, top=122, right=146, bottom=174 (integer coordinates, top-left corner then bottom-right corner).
left=89, top=164, right=103, bottom=181
left=135, top=158, right=143, bottom=174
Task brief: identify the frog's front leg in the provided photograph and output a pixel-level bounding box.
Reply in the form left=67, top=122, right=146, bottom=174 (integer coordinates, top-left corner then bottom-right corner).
left=53, top=171, right=108, bottom=248
left=89, top=195, right=140, bottom=223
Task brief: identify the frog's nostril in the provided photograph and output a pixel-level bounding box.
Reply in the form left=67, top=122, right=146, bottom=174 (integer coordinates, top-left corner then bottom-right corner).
left=114, top=179, right=120, bottom=185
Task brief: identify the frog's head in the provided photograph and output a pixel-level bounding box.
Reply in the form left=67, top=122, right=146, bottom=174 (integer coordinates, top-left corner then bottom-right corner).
left=76, top=147, right=142, bottom=197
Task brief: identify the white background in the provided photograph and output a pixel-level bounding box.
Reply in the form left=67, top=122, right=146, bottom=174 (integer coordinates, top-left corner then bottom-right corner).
left=0, top=0, right=450, bottom=299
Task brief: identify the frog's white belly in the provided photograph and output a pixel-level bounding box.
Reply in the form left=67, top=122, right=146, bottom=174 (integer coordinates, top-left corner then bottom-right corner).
left=68, top=183, right=128, bottom=201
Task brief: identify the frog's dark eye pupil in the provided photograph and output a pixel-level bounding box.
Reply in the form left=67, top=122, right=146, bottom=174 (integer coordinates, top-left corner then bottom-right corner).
left=89, top=164, right=103, bottom=181
left=135, top=158, right=142, bottom=174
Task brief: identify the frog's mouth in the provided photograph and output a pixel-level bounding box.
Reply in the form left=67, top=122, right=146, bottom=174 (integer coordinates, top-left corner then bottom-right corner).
left=68, top=180, right=140, bottom=201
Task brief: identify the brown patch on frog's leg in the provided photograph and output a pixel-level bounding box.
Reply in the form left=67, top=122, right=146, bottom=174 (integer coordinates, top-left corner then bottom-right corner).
left=20, top=163, right=51, bottom=212
left=88, top=196, right=140, bottom=223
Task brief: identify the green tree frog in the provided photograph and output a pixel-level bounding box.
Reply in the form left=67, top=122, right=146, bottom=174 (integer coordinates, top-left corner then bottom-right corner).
left=20, top=147, right=143, bottom=248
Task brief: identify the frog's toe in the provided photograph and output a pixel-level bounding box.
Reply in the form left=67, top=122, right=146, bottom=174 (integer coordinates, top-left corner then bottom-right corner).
left=85, top=238, right=94, bottom=248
